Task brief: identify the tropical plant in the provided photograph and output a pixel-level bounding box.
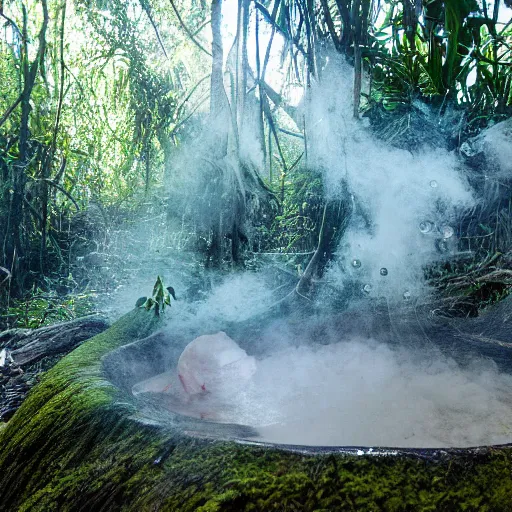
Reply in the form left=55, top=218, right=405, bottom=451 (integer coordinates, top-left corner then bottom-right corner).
left=142, top=275, right=173, bottom=316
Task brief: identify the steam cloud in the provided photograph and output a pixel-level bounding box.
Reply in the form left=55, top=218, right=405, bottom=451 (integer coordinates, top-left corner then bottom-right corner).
left=136, top=272, right=512, bottom=449
left=199, top=329, right=512, bottom=448
left=125, top=56, right=512, bottom=449
left=305, top=57, right=475, bottom=300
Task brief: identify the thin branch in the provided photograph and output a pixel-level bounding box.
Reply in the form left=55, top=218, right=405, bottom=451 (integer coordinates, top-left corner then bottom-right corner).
left=192, top=18, right=211, bottom=36
left=53, top=155, right=67, bottom=185
left=168, top=95, right=209, bottom=135
left=139, top=0, right=168, bottom=58
left=319, top=0, right=342, bottom=52
left=255, top=7, right=267, bottom=168
left=174, top=74, right=210, bottom=120
left=168, top=0, right=212, bottom=56
left=24, top=196, right=44, bottom=224
left=254, top=1, right=287, bottom=38
left=0, top=8, right=22, bottom=39
left=36, top=178, right=80, bottom=211
left=261, top=0, right=281, bottom=82
left=261, top=92, right=287, bottom=172
left=49, top=1, right=67, bottom=157
left=0, top=94, right=22, bottom=128
left=0, top=266, right=11, bottom=286
left=296, top=202, right=328, bottom=296
left=259, top=77, right=300, bottom=126
left=333, top=0, right=351, bottom=51
left=472, top=50, right=512, bottom=67
left=288, top=151, right=304, bottom=172
left=279, top=127, right=304, bottom=139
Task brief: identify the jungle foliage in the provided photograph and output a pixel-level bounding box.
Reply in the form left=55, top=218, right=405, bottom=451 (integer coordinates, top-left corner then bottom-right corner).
left=0, top=0, right=511, bottom=323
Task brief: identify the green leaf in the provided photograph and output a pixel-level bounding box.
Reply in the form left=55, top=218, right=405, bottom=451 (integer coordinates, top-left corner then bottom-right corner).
left=144, top=276, right=173, bottom=316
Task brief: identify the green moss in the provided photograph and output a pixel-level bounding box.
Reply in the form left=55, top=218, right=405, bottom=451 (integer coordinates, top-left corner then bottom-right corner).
left=2, top=308, right=512, bottom=511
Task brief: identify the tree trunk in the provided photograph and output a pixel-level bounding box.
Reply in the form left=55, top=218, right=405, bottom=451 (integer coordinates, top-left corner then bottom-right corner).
left=206, top=0, right=227, bottom=267
left=40, top=0, right=66, bottom=272
left=8, top=0, right=49, bottom=289
left=296, top=197, right=351, bottom=297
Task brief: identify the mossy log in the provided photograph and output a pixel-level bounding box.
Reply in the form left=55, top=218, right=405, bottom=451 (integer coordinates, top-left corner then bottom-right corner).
left=2, top=308, right=512, bottom=511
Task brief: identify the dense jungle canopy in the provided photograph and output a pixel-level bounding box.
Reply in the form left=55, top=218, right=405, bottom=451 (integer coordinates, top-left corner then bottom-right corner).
left=0, top=0, right=511, bottom=326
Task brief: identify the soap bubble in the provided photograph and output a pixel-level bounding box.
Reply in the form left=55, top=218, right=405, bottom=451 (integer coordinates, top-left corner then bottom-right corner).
left=430, top=180, right=438, bottom=188
left=362, top=284, right=372, bottom=294
left=403, top=290, right=411, bottom=300
left=351, top=259, right=362, bottom=268
left=380, top=268, right=388, bottom=276
left=435, top=239, right=449, bottom=253
left=419, top=221, right=433, bottom=234
left=441, top=226, right=454, bottom=239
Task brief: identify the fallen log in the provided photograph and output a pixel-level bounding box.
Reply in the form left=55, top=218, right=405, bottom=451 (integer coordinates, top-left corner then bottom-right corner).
left=0, top=315, right=109, bottom=421
left=0, top=315, right=109, bottom=366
